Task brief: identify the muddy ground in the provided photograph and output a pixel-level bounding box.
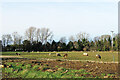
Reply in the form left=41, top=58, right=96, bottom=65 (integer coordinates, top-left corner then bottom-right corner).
left=2, top=58, right=119, bottom=78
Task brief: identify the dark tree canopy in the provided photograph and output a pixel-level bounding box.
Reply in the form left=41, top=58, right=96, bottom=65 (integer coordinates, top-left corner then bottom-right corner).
left=1, top=27, right=119, bottom=52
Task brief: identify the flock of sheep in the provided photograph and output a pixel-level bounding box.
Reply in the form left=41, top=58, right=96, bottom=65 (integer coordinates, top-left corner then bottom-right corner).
left=16, top=52, right=101, bottom=59
left=83, top=53, right=101, bottom=59
left=48, top=53, right=68, bottom=58
left=49, top=53, right=101, bottom=59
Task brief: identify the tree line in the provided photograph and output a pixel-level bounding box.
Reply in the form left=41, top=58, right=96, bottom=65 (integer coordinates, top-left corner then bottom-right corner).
left=0, top=27, right=119, bottom=52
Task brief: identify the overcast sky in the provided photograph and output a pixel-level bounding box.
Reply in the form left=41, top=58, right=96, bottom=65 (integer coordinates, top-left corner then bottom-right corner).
left=0, top=0, right=118, bottom=41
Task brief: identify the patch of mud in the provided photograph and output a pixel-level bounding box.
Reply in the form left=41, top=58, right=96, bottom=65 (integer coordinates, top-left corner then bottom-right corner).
left=2, top=59, right=119, bottom=77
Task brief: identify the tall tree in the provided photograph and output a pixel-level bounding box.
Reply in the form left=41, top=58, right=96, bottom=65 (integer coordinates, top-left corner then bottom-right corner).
left=23, top=40, right=31, bottom=51
left=0, top=40, right=2, bottom=52
left=67, top=41, right=74, bottom=51
left=6, top=34, right=12, bottom=45
left=73, top=41, right=79, bottom=50
left=100, top=35, right=111, bottom=41
left=2, top=34, right=12, bottom=47
left=69, top=35, right=75, bottom=42
left=59, top=36, right=67, bottom=44
left=39, top=28, right=53, bottom=44
left=36, top=28, right=40, bottom=42
left=77, top=40, right=83, bottom=51
left=76, top=32, right=89, bottom=41
left=12, top=32, right=22, bottom=45
left=25, top=27, right=36, bottom=43
left=51, top=40, right=57, bottom=51
left=2, top=35, right=6, bottom=47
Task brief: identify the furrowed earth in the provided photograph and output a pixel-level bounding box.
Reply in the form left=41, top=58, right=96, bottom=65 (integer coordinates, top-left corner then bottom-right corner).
left=1, top=51, right=119, bottom=78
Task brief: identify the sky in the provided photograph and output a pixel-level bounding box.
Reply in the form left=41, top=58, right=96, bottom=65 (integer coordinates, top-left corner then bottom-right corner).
left=0, top=0, right=119, bottom=41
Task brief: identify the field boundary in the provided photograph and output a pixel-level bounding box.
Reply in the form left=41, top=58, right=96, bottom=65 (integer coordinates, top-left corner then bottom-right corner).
left=0, top=56, right=22, bottom=58
left=39, top=58, right=119, bottom=63
left=0, top=56, right=118, bottom=63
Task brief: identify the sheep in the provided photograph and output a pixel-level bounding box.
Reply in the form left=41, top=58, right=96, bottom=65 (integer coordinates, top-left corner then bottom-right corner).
left=16, top=53, right=20, bottom=56
left=37, top=51, right=39, bottom=53
left=49, top=53, right=51, bottom=56
left=83, top=53, right=88, bottom=56
left=63, top=53, right=68, bottom=58
left=0, top=65, right=4, bottom=68
left=56, top=53, right=61, bottom=56
left=16, top=53, right=18, bottom=55
left=96, top=54, right=101, bottom=59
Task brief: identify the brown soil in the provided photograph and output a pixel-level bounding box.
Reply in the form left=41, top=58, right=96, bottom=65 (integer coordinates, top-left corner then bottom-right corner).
left=37, top=60, right=118, bottom=77
left=3, top=58, right=119, bottom=78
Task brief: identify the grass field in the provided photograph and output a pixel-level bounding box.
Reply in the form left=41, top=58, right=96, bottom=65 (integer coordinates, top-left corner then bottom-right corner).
left=1, top=51, right=119, bottom=78
left=1, top=51, right=118, bottom=62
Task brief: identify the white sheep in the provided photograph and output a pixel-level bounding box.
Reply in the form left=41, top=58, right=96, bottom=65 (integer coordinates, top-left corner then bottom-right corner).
left=96, top=54, right=101, bottom=59
left=37, top=51, right=39, bottom=53
left=83, top=53, right=88, bottom=56
left=49, top=53, right=51, bottom=56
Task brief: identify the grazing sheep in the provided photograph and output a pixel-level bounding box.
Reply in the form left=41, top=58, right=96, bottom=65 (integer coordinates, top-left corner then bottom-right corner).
left=56, top=53, right=61, bottom=56
left=16, top=53, right=18, bottom=55
left=63, top=54, right=68, bottom=58
left=49, top=53, right=51, bottom=56
left=16, top=53, right=20, bottom=55
left=96, top=54, right=101, bottom=59
left=0, top=65, right=4, bottom=68
left=83, top=53, right=88, bottom=56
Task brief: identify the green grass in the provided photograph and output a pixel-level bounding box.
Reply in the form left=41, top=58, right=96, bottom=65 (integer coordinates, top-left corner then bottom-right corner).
left=2, top=51, right=118, bottom=62
left=3, top=61, right=116, bottom=78
left=2, top=62, right=92, bottom=78
left=2, top=51, right=119, bottom=79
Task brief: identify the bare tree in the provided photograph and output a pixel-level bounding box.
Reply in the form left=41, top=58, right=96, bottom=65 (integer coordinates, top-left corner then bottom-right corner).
left=12, top=32, right=22, bottom=45
left=59, top=36, right=66, bottom=43
left=36, top=28, right=40, bottom=42
left=39, top=28, right=53, bottom=44
left=100, top=35, right=111, bottom=41
left=94, top=36, right=100, bottom=46
left=94, top=36, right=100, bottom=42
left=18, top=36, right=23, bottom=45
left=12, top=32, right=18, bottom=45
left=69, top=35, right=75, bottom=42
left=25, top=27, right=36, bottom=43
left=2, top=34, right=12, bottom=46
left=2, top=35, right=6, bottom=47
left=76, top=32, right=89, bottom=41
left=6, top=34, right=12, bottom=45
left=0, top=40, right=2, bottom=52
